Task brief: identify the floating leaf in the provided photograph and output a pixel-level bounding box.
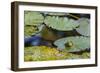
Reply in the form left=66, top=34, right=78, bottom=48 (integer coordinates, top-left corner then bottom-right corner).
left=25, top=11, right=44, bottom=25
left=54, top=36, right=90, bottom=52
left=44, top=16, right=79, bottom=31
left=46, top=12, right=67, bottom=16
left=76, top=18, right=90, bottom=36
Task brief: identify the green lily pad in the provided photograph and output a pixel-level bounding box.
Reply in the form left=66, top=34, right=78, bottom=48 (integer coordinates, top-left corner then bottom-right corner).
left=54, top=36, right=90, bottom=52
left=44, top=16, right=79, bottom=31
left=76, top=18, right=90, bottom=36
left=25, top=11, right=44, bottom=25
left=47, top=12, right=67, bottom=15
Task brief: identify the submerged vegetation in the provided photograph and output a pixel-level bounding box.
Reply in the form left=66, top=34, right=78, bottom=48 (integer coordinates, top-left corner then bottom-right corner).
left=24, top=11, right=90, bottom=61
left=24, top=46, right=90, bottom=61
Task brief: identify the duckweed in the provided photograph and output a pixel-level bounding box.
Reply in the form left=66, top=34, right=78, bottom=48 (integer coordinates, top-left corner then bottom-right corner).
left=24, top=46, right=90, bottom=61
left=24, top=25, right=38, bottom=36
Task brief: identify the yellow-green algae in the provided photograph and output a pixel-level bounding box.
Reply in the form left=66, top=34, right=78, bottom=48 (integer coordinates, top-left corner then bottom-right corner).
left=24, top=26, right=38, bottom=37
left=24, top=46, right=90, bottom=61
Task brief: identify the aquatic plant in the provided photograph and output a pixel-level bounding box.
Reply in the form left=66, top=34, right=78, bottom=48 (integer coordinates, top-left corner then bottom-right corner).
left=46, top=12, right=67, bottom=16
left=25, top=11, right=44, bottom=25
left=24, top=11, right=46, bottom=36
left=76, top=18, right=90, bottom=36
left=24, top=11, right=91, bottom=61
left=54, top=36, right=90, bottom=52
left=24, top=46, right=90, bottom=61
left=24, top=25, right=39, bottom=36
left=44, top=16, right=79, bottom=31
left=24, top=46, right=70, bottom=61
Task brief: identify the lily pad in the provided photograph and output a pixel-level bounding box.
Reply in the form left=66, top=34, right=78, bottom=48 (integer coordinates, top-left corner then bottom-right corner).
left=76, top=18, right=90, bottom=36
left=25, top=11, right=44, bottom=25
left=47, top=12, right=67, bottom=16
left=54, top=36, right=90, bottom=52
left=44, top=16, right=79, bottom=31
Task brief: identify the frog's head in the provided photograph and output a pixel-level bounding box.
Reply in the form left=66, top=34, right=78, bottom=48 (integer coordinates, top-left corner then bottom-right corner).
left=65, top=41, right=73, bottom=47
